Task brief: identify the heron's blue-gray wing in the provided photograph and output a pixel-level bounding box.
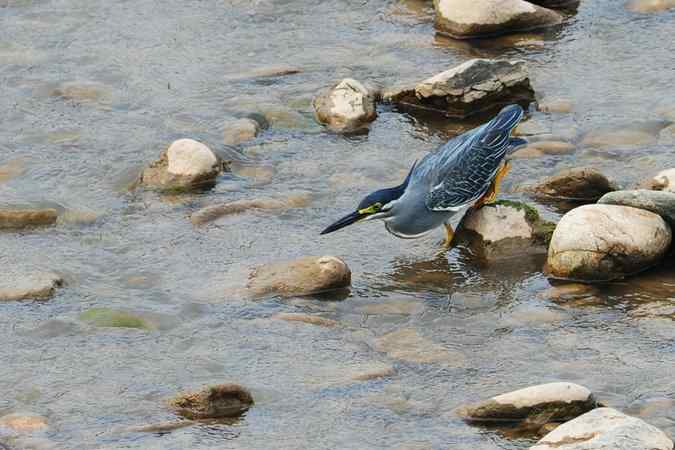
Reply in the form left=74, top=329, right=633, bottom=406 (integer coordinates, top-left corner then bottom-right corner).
left=424, top=104, right=524, bottom=211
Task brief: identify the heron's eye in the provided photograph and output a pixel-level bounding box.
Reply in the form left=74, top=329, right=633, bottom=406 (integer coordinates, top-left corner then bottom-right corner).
left=359, top=202, right=382, bottom=215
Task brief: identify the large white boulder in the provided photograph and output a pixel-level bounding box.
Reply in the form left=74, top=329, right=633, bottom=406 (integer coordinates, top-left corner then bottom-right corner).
left=531, top=407, right=674, bottom=450
left=546, top=204, right=672, bottom=281
left=433, top=0, right=563, bottom=39
left=313, top=78, right=378, bottom=132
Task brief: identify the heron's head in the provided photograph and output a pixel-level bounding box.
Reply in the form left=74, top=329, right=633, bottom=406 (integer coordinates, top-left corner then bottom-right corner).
left=320, top=162, right=416, bottom=235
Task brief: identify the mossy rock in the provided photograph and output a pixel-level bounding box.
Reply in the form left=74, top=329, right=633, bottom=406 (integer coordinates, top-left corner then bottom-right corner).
left=79, top=308, right=153, bottom=330
left=169, top=384, right=254, bottom=420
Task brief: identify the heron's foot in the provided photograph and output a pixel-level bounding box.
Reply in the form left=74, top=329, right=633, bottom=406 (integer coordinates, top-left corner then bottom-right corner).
left=474, top=160, right=511, bottom=209
left=435, top=223, right=455, bottom=256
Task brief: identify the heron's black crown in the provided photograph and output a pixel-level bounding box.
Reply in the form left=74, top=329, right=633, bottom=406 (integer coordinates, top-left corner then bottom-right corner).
left=357, top=161, right=416, bottom=211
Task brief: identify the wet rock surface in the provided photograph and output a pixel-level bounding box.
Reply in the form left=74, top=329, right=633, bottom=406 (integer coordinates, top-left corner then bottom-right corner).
left=191, top=192, right=311, bottom=225
left=389, top=59, right=534, bottom=118
left=313, top=78, right=378, bottom=132
left=530, top=407, right=674, bottom=450
left=640, top=168, right=675, bottom=192
left=457, top=382, right=596, bottom=423
left=139, top=139, right=227, bottom=191
left=546, top=204, right=672, bottom=282
left=169, top=384, right=253, bottom=420
left=433, top=0, right=563, bottom=39
left=599, top=190, right=675, bottom=225
left=456, top=201, right=555, bottom=260
left=246, top=256, right=351, bottom=298
left=0, top=208, right=57, bottom=229
left=0, top=272, right=63, bottom=301
left=528, top=167, right=616, bottom=202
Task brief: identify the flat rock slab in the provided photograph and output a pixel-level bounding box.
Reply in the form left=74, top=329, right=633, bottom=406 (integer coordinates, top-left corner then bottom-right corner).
left=599, top=190, right=675, bottom=225
left=246, top=256, right=351, bottom=298
left=390, top=59, right=534, bottom=118
left=546, top=204, right=672, bottom=282
left=531, top=407, right=674, bottom=450
left=433, top=0, right=563, bottom=39
left=0, top=272, right=63, bottom=301
left=0, top=209, right=57, bottom=229
left=457, top=201, right=554, bottom=260
left=169, top=384, right=253, bottom=420
left=528, top=167, right=616, bottom=202
left=457, top=382, right=596, bottom=423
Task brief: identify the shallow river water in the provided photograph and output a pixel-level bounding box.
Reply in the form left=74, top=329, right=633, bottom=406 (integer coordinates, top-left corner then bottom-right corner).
left=1, top=0, right=675, bottom=449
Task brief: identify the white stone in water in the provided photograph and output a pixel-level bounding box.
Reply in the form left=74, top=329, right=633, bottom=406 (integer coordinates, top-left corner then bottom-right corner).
left=313, top=78, right=377, bottom=132
left=166, top=139, right=218, bottom=176
left=437, top=0, right=536, bottom=26
left=546, top=204, right=672, bottom=281
left=492, top=383, right=592, bottom=409
left=649, top=168, right=675, bottom=192
left=531, top=407, right=674, bottom=450
left=330, top=78, right=369, bottom=120
left=463, top=203, right=532, bottom=242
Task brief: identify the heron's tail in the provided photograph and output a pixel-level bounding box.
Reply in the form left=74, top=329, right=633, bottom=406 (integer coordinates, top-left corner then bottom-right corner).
left=486, top=104, right=524, bottom=133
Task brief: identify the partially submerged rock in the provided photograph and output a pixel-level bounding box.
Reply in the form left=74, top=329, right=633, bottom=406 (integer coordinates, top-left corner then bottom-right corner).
left=246, top=256, right=351, bottom=298
left=224, top=64, right=302, bottom=81
left=531, top=407, right=674, bottom=450
left=387, top=59, right=535, bottom=119
left=0, top=272, right=63, bottom=301
left=528, top=167, right=616, bottom=202
left=313, top=78, right=378, bottom=132
left=51, top=80, right=110, bottom=103
left=191, top=192, right=311, bottom=225
left=433, top=0, right=563, bottom=39
left=223, top=118, right=261, bottom=145
left=599, top=190, right=675, bottom=225
left=456, top=201, right=555, bottom=260
left=139, top=139, right=227, bottom=191
left=457, top=382, right=596, bottom=423
left=625, top=0, right=675, bottom=13
left=169, top=384, right=253, bottom=420
left=640, top=168, right=675, bottom=192
left=546, top=204, right=672, bottom=282
left=0, top=208, right=57, bottom=229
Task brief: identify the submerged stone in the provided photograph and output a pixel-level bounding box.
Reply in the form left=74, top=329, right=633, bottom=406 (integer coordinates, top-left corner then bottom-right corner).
left=272, top=312, right=338, bottom=327
left=457, top=382, right=596, bottom=423
left=223, top=118, right=261, bottom=145
left=546, top=204, right=672, bottom=282
left=191, top=192, right=311, bottom=225
left=625, top=0, right=675, bottom=13
left=79, top=308, right=153, bottom=330
left=433, top=0, right=563, bottom=39
left=640, top=168, right=675, bottom=192
left=531, top=407, right=674, bottom=450
left=0, top=208, right=57, bottom=229
left=0, top=413, right=48, bottom=433
left=375, top=328, right=465, bottom=366
left=246, top=256, right=351, bottom=298
left=169, top=384, right=253, bottom=420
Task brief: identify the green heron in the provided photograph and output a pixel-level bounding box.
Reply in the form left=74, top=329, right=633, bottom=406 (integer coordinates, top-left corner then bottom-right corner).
left=321, top=104, right=526, bottom=250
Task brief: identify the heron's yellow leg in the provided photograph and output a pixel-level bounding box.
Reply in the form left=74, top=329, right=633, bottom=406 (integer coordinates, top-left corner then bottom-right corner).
left=436, top=223, right=455, bottom=255
left=475, top=161, right=511, bottom=209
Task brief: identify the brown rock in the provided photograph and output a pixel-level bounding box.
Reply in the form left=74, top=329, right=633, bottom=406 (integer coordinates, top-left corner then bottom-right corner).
left=272, top=312, right=338, bottom=327
left=247, top=256, right=351, bottom=298
left=169, top=384, right=253, bottom=420
left=0, top=209, right=57, bottom=229
left=626, top=0, right=675, bottom=13
left=529, top=167, right=616, bottom=201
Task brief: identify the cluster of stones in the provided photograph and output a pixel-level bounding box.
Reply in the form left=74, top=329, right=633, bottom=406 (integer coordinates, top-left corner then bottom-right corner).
left=456, top=382, right=674, bottom=449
